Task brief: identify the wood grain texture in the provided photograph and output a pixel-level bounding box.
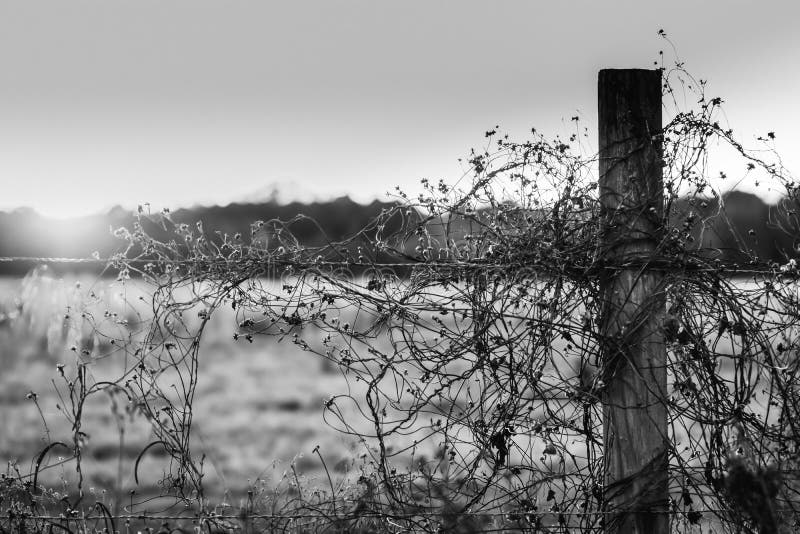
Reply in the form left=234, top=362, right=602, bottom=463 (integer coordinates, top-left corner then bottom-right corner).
left=598, top=69, right=669, bottom=534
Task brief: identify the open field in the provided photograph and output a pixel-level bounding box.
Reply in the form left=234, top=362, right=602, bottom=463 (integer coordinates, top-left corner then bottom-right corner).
left=0, top=272, right=369, bottom=508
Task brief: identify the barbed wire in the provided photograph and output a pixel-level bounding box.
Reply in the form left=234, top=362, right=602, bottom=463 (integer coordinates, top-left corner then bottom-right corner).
left=0, top=255, right=796, bottom=276
left=0, top=507, right=763, bottom=520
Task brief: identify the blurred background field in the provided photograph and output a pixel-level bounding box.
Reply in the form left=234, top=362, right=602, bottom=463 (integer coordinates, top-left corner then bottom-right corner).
left=0, top=270, right=369, bottom=508
left=0, top=267, right=770, bottom=498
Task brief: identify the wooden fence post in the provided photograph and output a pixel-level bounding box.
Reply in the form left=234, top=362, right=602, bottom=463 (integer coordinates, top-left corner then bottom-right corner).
left=598, top=69, right=668, bottom=533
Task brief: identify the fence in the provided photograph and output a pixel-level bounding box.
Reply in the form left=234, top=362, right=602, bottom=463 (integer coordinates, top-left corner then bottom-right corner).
left=2, top=65, right=800, bottom=533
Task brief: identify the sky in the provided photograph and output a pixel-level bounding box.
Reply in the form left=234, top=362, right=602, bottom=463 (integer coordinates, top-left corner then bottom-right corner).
left=1, top=1, right=798, bottom=218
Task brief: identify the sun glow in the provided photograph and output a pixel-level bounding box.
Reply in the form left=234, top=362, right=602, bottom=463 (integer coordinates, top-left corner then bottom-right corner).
left=25, top=199, right=114, bottom=220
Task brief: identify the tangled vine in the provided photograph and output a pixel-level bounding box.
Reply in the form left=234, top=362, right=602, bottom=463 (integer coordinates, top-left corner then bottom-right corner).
left=7, top=60, right=800, bottom=533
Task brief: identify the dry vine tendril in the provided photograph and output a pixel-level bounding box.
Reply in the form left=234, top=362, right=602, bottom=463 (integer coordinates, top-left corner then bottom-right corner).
left=15, top=62, right=799, bottom=533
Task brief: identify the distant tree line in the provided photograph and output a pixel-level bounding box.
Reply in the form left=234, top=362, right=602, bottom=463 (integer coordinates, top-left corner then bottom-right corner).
left=0, top=197, right=400, bottom=276
left=0, top=191, right=795, bottom=276
left=671, top=190, right=798, bottom=266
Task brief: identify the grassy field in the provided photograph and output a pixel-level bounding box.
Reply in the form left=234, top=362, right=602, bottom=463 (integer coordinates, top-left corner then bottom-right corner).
left=0, top=271, right=367, bottom=509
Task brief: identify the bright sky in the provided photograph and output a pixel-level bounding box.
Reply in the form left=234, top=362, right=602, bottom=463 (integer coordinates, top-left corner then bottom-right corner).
left=1, top=1, right=798, bottom=218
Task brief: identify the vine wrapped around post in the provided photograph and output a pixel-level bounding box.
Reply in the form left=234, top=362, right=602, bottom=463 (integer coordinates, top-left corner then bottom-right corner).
left=9, top=61, right=799, bottom=533
left=105, top=64, right=799, bottom=532
left=598, top=68, right=668, bottom=534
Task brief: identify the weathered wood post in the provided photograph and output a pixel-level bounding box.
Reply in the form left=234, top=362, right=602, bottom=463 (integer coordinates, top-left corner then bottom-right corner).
left=598, top=69, right=668, bottom=533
